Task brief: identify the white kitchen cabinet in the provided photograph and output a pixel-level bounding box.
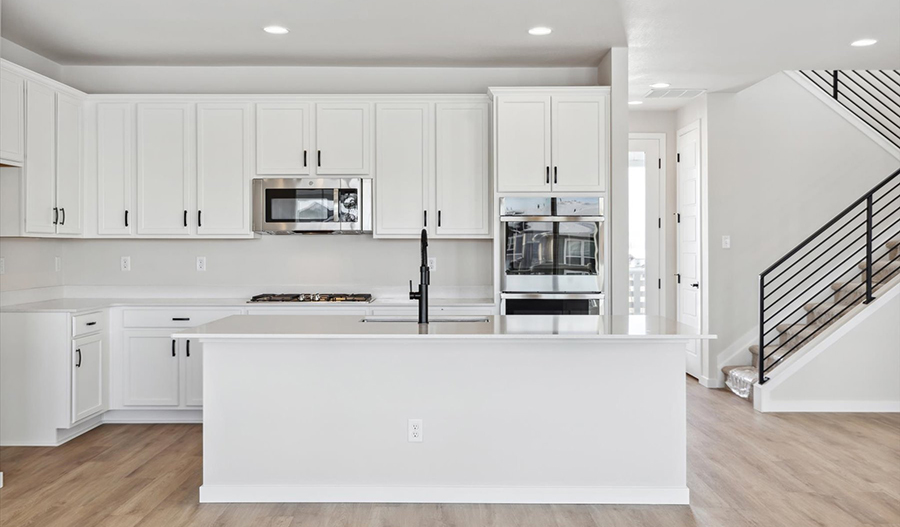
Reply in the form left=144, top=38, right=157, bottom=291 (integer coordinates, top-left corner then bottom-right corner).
left=97, top=103, right=134, bottom=235
left=0, top=68, right=25, bottom=165
left=197, top=103, right=252, bottom=235
left=256, top=103, right=311, bottom=175
left=374, top=103, right=431, bottom=236
left=435, top=102, right=490, bottom=237
left=184, top=338, right=203, bottom=407
left=493, top=89, right=609, bottom=193
left=122, top=331, right=181, bottom=406
left=551, top=95, right=608, bottom=192
left=24, top=80, right=57, bottom=234
left=56, top=93, right=83, bottom=235
left=315, top=103, right=370, bottom=175
left=495, top=95, right=551, bottom=193
left=136, top=103, right=192, bottom=235
left=72, top=334, right=104, bottom=422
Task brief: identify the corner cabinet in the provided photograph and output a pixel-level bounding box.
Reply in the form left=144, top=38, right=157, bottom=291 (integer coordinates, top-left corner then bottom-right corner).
left=374, top=97, right=490, bottom=239
left=493, top=89, right=608, bottom=193
left=0, top=68, right=25, bottom=165
left=97, top=103, right=135, bottom=235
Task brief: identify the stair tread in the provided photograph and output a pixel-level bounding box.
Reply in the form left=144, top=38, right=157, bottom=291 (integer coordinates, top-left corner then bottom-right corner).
left=886, top=238, right=900, bottom=250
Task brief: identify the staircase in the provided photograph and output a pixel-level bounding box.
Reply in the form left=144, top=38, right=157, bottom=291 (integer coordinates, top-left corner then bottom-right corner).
left=724, top=168, right=900, bottom=399
left=799, top=70, right=900, bottom=151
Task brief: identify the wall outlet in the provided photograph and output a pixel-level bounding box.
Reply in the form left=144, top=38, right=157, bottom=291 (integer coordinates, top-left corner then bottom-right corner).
left=427, top=257, right=437, bottom=272
left=196, top=257, right=207, bottom=272
left=722, top=235, right=731, bottom=249
left=55, top=256, right=61, bottom=272
left=0, top=258, right=5, bottom=275
left=121, top=256, right=131, bottom=272
left=408, top=419, right=423, bottom=442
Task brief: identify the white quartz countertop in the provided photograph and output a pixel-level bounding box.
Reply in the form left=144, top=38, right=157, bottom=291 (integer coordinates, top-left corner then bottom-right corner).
left=174, top=314, right=715, bottom=340
left=0, top=296, right=495, bottom=313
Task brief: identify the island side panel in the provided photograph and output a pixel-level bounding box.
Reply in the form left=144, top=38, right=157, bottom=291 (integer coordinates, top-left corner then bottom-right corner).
left=200, top=337, right=687, bottom=504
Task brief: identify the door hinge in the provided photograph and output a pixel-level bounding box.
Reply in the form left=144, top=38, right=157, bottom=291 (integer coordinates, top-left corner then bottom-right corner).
left=676, top=213, right=681, bottom=223
left=658, top=158, right=662, bottom=169
left=676, top=273, right=681, bottom=284
left=677, top=153, right=680, bottom=163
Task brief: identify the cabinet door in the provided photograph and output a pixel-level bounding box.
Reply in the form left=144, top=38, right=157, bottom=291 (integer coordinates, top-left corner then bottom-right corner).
left=256, top=103, right=310, bottom=175
left=435, top=102, right=490, bottom=237
left=184, top=339, right=203, bottom=407
left=197, top=103, right=251, bottom=235
left=97, top=103, right=134, bottom=235
left=123, top=332, right=180, bottom=406
left=0, top=68, right=25, bottom=164
left=24, top=81, right=57, bottom=234
left=496, top=95, right=551, bottom=193
left=315, top=103, right=370, bottom=175
left=374, top=103, right=430, bottom=237
left=72, top=336, right=104, bottom=422
left=136, top=103, right=192, bottom=235
left=56, top=93, right=83, bottom=235
left=551, top=95, right=608, bottom=192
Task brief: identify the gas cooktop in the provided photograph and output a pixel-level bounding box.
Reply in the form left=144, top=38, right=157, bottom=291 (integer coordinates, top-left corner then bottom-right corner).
left=248, top=293, right=374, bottom=303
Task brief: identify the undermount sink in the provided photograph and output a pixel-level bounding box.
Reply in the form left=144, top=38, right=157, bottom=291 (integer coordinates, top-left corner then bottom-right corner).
left=360, top=317, right=490, bottom=323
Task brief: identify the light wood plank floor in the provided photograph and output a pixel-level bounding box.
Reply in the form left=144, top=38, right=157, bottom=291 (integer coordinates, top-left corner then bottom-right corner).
left=1, top=378, right=898, bottom=527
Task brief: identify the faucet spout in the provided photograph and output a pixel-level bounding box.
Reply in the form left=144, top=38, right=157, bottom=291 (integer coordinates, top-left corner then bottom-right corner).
left=409, top=228, right=430, bottom=324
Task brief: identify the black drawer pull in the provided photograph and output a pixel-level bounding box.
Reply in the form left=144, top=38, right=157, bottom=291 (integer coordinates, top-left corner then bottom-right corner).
left=183, top=210, right=188, bottom=227
left=317, top=150, right=322, bottom=167
left=75, top=349, right=82, bottom=368
left=85, top=321, right=97, bottom=326
left=125, top=209, right=129, bottom=227
left=53, top=207, right=59, bottom=225
left=198, top=210, right=202, bottom=227
left=303, top=150, right=307, bottom=167
left=172, top=317, right=191, bottom=321
left=172, top=340, right=176, bottom=357
left=186, top=340, right=191, bottom=358
left=60, top=208, right=66, bottom=225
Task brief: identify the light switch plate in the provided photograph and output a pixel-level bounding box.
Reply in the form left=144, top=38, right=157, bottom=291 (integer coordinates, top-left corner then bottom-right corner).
left=722, top=236, right=731, bottom=249
left=0, top=258, right=5, bottom=275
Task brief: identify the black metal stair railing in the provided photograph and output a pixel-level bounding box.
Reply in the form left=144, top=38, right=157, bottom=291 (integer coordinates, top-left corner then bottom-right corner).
left=758, top=168, right=900, bottom=384
left=799, top=70, right=900, bottom=150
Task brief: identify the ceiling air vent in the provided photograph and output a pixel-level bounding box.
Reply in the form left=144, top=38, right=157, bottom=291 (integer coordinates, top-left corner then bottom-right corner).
left=644, top=88, right=705, bottom=99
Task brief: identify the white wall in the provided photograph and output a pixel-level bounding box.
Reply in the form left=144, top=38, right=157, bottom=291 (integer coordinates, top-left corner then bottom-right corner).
left=58, top=237, right=492, bottom=290
left=0, top=238, right=63, bottom=292
left=629, top=110, right=678, bottom=317
left=0, top=38, right=63, bottom=82
left=704, top=72, right=899, bottom=374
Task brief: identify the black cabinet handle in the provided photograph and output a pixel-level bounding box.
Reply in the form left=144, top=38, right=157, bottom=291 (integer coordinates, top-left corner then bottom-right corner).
left=438, top=210, right=442, bottom=227
left=53, top=207, right=59, bottom=225
left=183, top=210, right=188, bottom=227
left=554, top=166, right=558, bottom=184
left=124, top=210, right=129, bottom=227
left=172, top=340, right=176, bottom=357
left=317, top=150, right=322, bottom=167
left=423, top=210, right=427, bottom=227
left=545, top=167, right=550, bottom=184
left=186, top=340, right=191, bottom=358
left=75, top=349, right=82, bottom=368
left=86, top=321, right=97, bottom=326
left=172, top=317, right=191, bottom=321
left=303, top=150, right=307, bottom=167
left=198, top=210, right=202, bottom=228
left=60, top=208, right=66, bottom=225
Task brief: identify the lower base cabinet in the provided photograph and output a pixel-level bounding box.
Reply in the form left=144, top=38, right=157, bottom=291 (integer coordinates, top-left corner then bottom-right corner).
left=184, top=338, right=203, bottom=407
left=122, top=330, right=202, bottom=407
left=72, top=334, right=104, bottom=422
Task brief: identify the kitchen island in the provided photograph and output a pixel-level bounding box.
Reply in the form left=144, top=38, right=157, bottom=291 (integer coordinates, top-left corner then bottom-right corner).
left=175, top=315, right=713, bottom=505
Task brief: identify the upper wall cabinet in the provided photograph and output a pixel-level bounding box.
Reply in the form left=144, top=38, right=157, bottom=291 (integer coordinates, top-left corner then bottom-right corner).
left=56, top=93, right=83, bottom=236
left=24, top=81, right=58, bottom=234
left=197, top=103, right=252, bottom=235
left=0, top=68, right=25, bottom=165
left=493, top=89, right=608, bottom=193
left=435, top=102, right=490, bottom=237
left=256, top=103, right=311, bottom=175
left=97, top=103, right=134, bottom=235
left=136, top=103, right=193, bottom=235
left=315, top=103, right=370, bottom=175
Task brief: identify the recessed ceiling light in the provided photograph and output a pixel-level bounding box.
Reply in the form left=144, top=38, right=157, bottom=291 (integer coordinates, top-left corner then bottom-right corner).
left=650, top=83, right=670, bottom=89
left=528, top=27, right=552, bottom=36
left=264, top=25, right=289, bottom=35
left=628, top=101, right=643, bottom=106
left=851, top=38, right=877, bottom=47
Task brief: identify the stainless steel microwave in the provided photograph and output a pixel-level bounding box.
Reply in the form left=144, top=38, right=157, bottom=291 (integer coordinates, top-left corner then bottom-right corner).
left=252, top=178, right=372, bottom=234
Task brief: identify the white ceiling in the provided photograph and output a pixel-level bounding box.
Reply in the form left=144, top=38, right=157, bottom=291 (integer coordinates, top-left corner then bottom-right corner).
left=626, top=0, right=900, bottom=110
left=0, top=0, right=627, bottom=67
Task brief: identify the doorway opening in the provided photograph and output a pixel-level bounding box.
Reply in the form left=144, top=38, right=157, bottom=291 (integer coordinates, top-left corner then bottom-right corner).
left=628, top=134, right=666, bottom=316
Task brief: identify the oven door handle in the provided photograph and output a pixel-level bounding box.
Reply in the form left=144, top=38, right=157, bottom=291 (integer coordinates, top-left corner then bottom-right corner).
left=333, top=188, right=340, bottom=224
left=500, top=293, right=604, bottom=300
left=500, top=215, right=605, bottom=222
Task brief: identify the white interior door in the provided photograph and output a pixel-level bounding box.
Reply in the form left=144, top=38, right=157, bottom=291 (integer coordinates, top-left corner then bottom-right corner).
left=677, top=123, right=703, bottom=378
left=628, top=135, right=665, bottom=316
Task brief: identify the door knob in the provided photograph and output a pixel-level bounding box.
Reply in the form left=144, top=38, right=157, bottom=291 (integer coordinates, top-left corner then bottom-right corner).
left=690, top=282, right=700, bottom=289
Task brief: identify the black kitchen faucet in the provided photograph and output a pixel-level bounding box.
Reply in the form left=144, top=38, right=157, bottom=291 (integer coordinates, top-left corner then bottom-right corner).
left=408, top=228, right=430, bottom=324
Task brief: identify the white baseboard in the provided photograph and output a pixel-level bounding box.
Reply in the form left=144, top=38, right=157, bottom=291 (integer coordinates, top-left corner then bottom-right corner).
left=199, top=485, right=690, bottom=505
left=102, top=409, right=202, bottom=424
left=758, top=399, right=900, bottom=413
left=698, top=375, right=724, bottom=389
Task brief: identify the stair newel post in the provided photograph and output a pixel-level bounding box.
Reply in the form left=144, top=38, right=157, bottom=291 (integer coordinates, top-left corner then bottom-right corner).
left=759, top=274, right=767, bottom=385
left=865, top=194, right=874, bottom=304
left=831, top=70, right=839, bottom=99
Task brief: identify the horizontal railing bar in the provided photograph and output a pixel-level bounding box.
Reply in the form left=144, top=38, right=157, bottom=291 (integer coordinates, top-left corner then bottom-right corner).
left=873, top=179, right=900, bottom=206
left=851, top=71, right=900, bottom=112
left=873, top=252, right=900, bottom=287
left=832, top=95, right=900, bottom=148
left=875, top=70, right=900, bottom=93
left=763, top=268, right=867, bottom=354
left=835, top=84, right=900, bottom=141
left=764, top=228, right=867, bottom=307
left=764, top=207, right=867, bottom=289
left=761, top=169, right=900, bottom=277
left=841, top=72, right=900, bottom=120
left=873, top=189, right=900, bottom=217
left=873, top=211, right=900, bottom=239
